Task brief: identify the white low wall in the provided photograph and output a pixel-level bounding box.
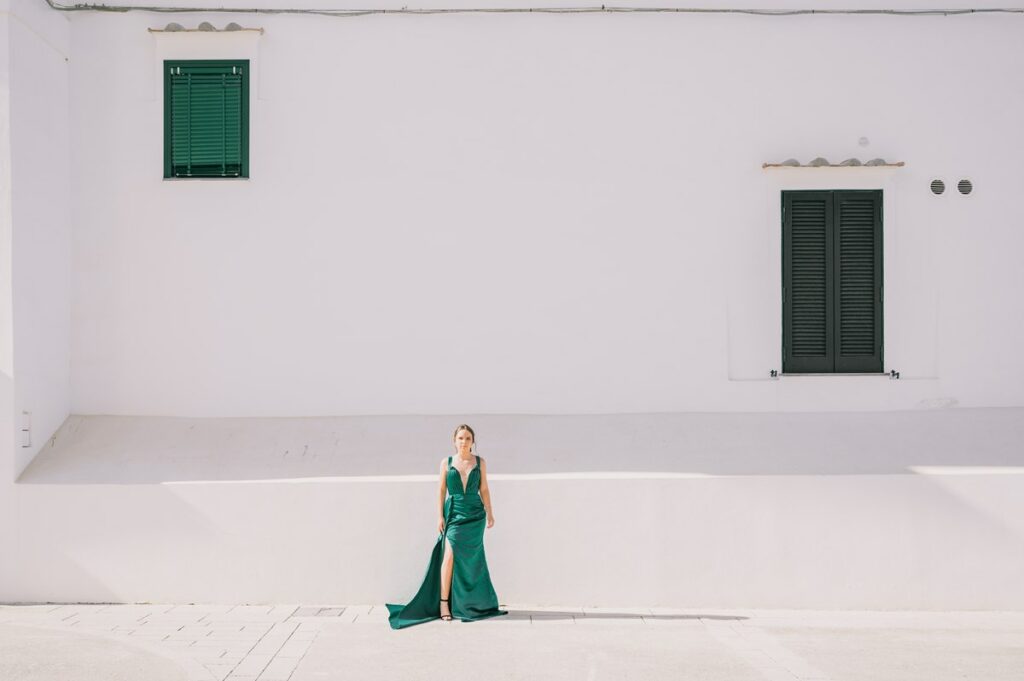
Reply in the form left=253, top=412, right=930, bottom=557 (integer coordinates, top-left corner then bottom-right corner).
left=7, top=410, right=1023, bottom=609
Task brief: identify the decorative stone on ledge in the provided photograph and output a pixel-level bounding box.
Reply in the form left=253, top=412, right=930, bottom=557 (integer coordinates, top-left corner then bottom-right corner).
left=762, top=157, right=905, bottom=168
left=148, top=22, right=264, bottom=33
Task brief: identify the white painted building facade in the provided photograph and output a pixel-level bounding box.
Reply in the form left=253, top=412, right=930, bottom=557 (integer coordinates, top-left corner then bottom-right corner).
left=1, top=0, right=1022, bottom=608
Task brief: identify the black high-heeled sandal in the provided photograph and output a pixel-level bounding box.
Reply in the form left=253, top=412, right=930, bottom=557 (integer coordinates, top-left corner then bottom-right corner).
left=439, top=598, right=452, bottom=621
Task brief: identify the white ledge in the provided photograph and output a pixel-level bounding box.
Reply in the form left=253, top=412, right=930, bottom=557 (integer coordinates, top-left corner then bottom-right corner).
left=763, top=157, right=905, bottom=168
left=16, top=409, right=1024, bottom=485
left=148, top=27, right=264, bottom=33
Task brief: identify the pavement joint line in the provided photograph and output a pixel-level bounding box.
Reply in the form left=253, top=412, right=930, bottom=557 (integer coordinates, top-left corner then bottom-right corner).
left=716, top=618, right=831, bottom=681
left=17, top=604, right=1023, bottom=681
left=2, top=618, right=218, bottom=681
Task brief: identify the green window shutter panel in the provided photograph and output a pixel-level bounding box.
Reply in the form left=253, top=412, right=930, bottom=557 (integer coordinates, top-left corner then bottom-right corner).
left=164, top=60, right=249, bottom=178
left=782, top=190, right=883, bottom=374
left=834, top=191, right=883, bottom=372
left=783, top=191, right=834, bottom=373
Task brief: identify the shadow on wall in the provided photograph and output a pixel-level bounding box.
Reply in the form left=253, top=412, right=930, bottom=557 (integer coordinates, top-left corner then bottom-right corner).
left=15, top=408, right=1024, bottom=484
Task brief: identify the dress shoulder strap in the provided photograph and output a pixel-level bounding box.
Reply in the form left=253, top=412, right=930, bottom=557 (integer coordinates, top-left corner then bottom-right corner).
left=447, top=456, right=452, bottom=470
left=475, top=455, right=480, bottom=469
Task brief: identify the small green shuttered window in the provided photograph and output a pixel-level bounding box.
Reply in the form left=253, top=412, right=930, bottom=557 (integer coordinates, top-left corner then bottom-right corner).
left=164, top=60, right=249, bottom=178
left=782, top=190, right=883, bottom=373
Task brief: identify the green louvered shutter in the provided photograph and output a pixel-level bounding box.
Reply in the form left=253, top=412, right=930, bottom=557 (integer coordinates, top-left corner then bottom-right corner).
left=833, top=191, right=883, bottom=372
left=782, top=190, right=883, bottom=373
left=164, top=60, right=249, bottom=178
left=783, top=191, right=834, bottom=373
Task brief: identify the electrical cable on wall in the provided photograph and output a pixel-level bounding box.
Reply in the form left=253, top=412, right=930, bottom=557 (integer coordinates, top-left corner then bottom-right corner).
left=43, top=1, right=1024, bottom=19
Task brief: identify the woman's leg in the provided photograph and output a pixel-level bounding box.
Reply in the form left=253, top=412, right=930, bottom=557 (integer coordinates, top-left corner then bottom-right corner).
left=440, top=536, right=454, bottom=618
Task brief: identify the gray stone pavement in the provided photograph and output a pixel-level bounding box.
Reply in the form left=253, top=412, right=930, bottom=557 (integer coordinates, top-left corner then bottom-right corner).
left=1, top=603, right=1022, bottom=681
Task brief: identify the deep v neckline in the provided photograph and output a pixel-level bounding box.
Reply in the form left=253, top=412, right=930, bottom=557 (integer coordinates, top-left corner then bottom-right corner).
left=451, top=455, right=478, bottom=493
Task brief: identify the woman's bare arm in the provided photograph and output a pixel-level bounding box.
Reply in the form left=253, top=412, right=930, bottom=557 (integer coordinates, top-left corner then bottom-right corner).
left=479, top=457, right=495, bottom=528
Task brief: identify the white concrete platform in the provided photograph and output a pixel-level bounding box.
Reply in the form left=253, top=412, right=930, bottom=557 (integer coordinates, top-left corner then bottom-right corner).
left=6, top=410, right=1024, bottom=609
left=1, top=603, right=1022, bottom=681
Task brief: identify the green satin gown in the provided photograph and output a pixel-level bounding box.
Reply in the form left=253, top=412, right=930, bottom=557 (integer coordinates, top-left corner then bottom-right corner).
left=386, top=455, right=508, bottom=629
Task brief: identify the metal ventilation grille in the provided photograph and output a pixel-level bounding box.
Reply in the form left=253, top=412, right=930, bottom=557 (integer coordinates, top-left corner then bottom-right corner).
left=930, top=179, right=945, bottom=195
left=791, top=198, right=828, bottom=358
left=958, top=179, right=973, bottom=195
left=838, top=198, right=876, bottom=357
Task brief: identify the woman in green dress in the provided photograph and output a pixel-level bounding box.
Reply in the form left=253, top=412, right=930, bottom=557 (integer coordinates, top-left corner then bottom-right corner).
left=386, top=424, right=508, bottom=628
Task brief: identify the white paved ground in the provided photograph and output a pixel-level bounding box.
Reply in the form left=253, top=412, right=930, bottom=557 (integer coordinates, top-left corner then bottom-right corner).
left=1, top=603, right=1022, bottom=681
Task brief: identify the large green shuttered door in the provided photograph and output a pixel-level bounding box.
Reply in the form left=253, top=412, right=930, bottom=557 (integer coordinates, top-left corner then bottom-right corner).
left=782, top=190, right=883, bottom=373
left=164, top=60, right=249, bottom=178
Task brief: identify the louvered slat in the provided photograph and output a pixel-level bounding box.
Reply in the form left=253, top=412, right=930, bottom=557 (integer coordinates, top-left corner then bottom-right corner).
left=792, top=201, right=828, bottom=357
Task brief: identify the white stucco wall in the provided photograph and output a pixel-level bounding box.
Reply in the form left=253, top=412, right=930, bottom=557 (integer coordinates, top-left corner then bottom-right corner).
left=0, top=1, right=17, bottom=601
left=7, top=0, right=71, bottom=476
left=3, top=2, right=1023, bottom=609
left=1, top=0, right=71, bottom=602
left=63, top=2, right=1024, bottom=417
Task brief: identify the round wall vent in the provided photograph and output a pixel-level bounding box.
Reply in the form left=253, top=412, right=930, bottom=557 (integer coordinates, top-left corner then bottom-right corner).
left=930, top=179, right=945, bottom=195
left=957, top=179, right=973, bottom=195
